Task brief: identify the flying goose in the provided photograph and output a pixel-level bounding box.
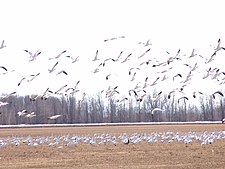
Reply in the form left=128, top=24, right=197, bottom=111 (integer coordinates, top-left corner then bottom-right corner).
left=121, top=53, right=132, bottom=63
left=41, top=88, right=53, bottom=100
left=92, top=50, right=99, bottom=61
left=112, top=51, right=123, bottom=62
left=211, top=91, right=223, bottom=99
left=48, top=114, right=62, bottom=120
left=130, top=72, right=136, bottom=81
left=193, top=91, right=203, bottom=98
left=173, top=74, right=182, bottom=81
left=0, top=40, right=6, bottom=49
left=55, top=85, right=68, bottom=94
left=138, top=48, right=151, bottom=59
left=129, top=67, right=140, bottom=75
left=106, top=74, right=111, bottom=80
left=56, top=70, right=68, bottom=76
left=27, top=72, right=40, bottom=82
left=18, top=77, right=26, bottom=86
left=0, top=66, right=7, bottom=71
left=168, top=90, right=175, bottom=99
left=151, top=108, right=163, bottom=115
left=0, top=101, right=9, bottom=107
left=178, top=96, right=188, bottom=104
left=25, top=112, right=36, bottom=118
left=17, top=109, right=28, bottom=117
left=214, top=38, right=225, bottom=52
left=24, top=49, right=41, bottom=61
left=189, top=49, right=197, bottom=58
left=48, top=61, right=59, bottom=73
left=143, top=77, right=149, bottom=88
left=0, top=91, right=16, bottom=100
left=150, top=77, right=160, bottom=86
left=49, top=50, right=67, bottom=60
left=65, top=55, right=79, bottom=63
left=18, top=74, right=38, bottom=86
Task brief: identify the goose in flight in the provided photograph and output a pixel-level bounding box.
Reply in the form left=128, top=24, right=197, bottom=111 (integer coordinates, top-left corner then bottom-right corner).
left=168, top=90, right=175, bottom=99
left=0, top=66, right=7, bottom=71
left=136, top=93, right=146, bottom=102
left=24, top=49, right=41, bottom=61
left=192, top=91, right=203, bottom=98
left=214, top=38, right=225, bottom=52
left=25, top=112, right=36, bottom=118
left=130, top=72, right=136, bottom=81
left=151, top=108, right=163, bottom=115
left=41, top=88, right=53, bottom=100
left=138, top=48, right=151, bottom=59
left=0, top=101, right=9, bottom=107
left=121, top=53, right=132, bottom=63
left=112, top=51, right=123, bottom=62
left=18, top=74, right=39, bottom=86
left=27, top=72, right=40, bottom=82
left=0, top=40, right=6, bottom=49
left=55, top=85, right=68, bottom=94
left=92, top=68, right=99, bottom=73
left=56, top=70, right=68, bottom=76
left=150, top=77, right=160, bottom=86
left=173, top=74, right=182, bottom=81
left=49, top=50, right=67, bottom=60
left=106, top=74, right=111, bottom=80
left=17, top=109, right=28, bottom=117
left=74, top=80, right=80, bottom=89
left=92, top=50, right=99, bottom=61
left=0, top=91, right=16, bottom=100
left=18, top=77, right=26, bottom=86
left=129, top=67, right=140, bottom=75
left=65, top=56, right=79, bottom=63
left=211, top=91, right=223, bottom=99
left=48, top=114, right=62, bottom=120
left=189, top=49, right=197, bottom=58
left=178, top=96, right=188, bottom=104
left=48, top=61, right=58, bottom=73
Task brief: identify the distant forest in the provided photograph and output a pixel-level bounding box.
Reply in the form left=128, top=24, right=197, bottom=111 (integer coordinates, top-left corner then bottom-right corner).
left=0, top=90, right=224, bottom=125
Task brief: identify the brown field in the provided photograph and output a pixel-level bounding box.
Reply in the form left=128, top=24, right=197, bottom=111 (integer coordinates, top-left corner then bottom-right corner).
left=0, top=124, right=225, bottom=169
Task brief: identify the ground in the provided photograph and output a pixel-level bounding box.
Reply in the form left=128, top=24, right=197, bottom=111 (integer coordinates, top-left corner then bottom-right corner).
left=0, top=124, right=225, bottom=169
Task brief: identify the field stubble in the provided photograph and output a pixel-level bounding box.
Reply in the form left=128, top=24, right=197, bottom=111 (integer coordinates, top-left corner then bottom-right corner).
left=0, top=124, right=225, bottom=169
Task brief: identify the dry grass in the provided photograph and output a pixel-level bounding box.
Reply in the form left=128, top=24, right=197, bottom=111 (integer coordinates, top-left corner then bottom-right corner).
left=0, top=124, right=225, bottom=169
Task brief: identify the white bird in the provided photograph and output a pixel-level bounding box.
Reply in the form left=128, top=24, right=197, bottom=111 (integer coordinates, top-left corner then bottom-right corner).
left=178, top=96, right=189, bottom=104
left=0, top=101, right=9, bottom=107
left=25, top=112, right=36, bottom=118
left=49, top=50, right=67, bottom=60
left=56, top=70, right=68, bottom=76
left=138, top=48, right=151, bottom=59
left=48, top=61, right=59, bottom=73
left=48, top=114, right=62, bottom=120
left=17, top=110, right=28, bottom=117
left=24, top=49, right=41, bottom=61
left=121, top=53, right=132, bottom=63
left=0, top=40, right=6, bottom=49
left=27, top=73, right=40, bottom=82
left=151, top=108, right=163, bottom=115
left=0, top=66, right=7, bottom=71
left=92, top=50, right=99, bottom=61
left=211, top=91, right=223, bottom=99
left=55, top=85, right=68, bottom=94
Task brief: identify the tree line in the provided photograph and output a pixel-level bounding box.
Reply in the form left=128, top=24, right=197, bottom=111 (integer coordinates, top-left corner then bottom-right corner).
left=0, top=91, right=224, bottom=125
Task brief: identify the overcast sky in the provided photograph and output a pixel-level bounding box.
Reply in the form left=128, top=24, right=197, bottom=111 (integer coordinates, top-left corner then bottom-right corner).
left=0, top=0, right=225, bottom=102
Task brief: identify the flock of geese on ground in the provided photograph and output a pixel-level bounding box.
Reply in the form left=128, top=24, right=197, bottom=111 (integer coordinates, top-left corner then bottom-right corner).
left=0, top=37, right=225, bottom=120
left=0, top=130, right=225, bottom=148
